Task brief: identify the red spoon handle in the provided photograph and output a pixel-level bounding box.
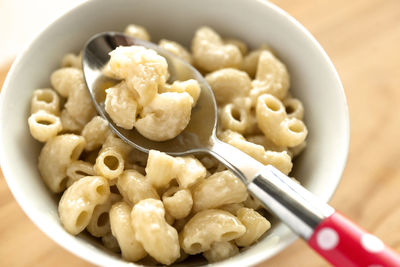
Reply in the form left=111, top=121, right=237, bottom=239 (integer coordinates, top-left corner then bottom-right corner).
left=308, top=212, right=400, bottom=267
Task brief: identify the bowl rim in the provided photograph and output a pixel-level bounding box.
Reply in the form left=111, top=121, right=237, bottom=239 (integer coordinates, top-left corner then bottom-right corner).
left=0, top=0, right=350, bottom=266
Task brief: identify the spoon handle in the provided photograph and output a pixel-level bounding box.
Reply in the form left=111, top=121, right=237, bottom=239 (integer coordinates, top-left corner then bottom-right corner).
left=308, top=212, right=400, bottom=266
left=210, top=139, right=400, bottom=266
left=250, top=167, right=400, bottom=266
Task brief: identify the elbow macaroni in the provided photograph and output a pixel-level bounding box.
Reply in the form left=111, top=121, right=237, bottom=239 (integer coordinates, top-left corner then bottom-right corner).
left=38, top=134, right=86, bottom=192
left=235, top=207, right=271, bottom=247
left=30, top=88, right=60, bottom=115
left=162, top=187, right=193, bottom=219
left=81, top=116, right=111, bottom=151
left=159, top=79, right=200, bottom=106
left=256, top=94, right=307, bottom=147
left=135, top=92, right=193, bottom=141
left=205, top=68, right=251, bottom=104
left=87, top=193, right=121, bottom=237
left=66, top=160, right=96, bottom=184
left=124, top=24, right=151, bottom=41
left=219, top=130, right=293, bottom=175
left=104, top=81, right=138, bottom=129
left=192, top=27, right=242, bottom=72
left=60, top=108, right=84, bottom=133
left=145, top=150, right=206, bottom=189
left=94, top=147, right=125, bottom=180
left=131, top=199, right=180, bottom=265
left=110, top=201, right=147, bottom=261
left=28, top=110, right=62, bottom=142
left=29, top=25, right=308, bottom=265
left=192, top=170, right=248, bottom=212
left=180, top=209, right=246, bottom=254
left=250, top=50, right=290, bottom=101
left=241, top=44, right=273, bottom=78
left=220, top=103, right=250, bottom=134
left=51, top=67, right=96, bottom=125
left=116, top=169, right=159, bottom=206
left=58, top=176, right=110, bottom=235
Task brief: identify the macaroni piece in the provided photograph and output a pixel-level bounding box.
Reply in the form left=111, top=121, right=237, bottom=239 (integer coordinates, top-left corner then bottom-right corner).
left=235, top=207, right=271, bottom=247
left=220, top=103, right=250, bottom=133
left=30, top=88, right=60, bottom=115
left=66, top=160, right=96, bottom=184
left=28, top=110, right=62, bottom=142
left=38, top=134, right=85, bottom=193
left=29, top=25, right=309, bottom=265
left=174, top=156, right=207, bottom=188
left=131, top=199, right=180, bottom=265
left=60, top=108, right=84, bottom=133
left=87, top=193, right=121, bottom=237
left=192, top=170, right=248, bottom=212
left=219, top=130, right=293, bottom=175
left=124, top=24, right=151, bottom=41
left=159, top=79, right=200, bottom=106
left=94, top=147, right=125, bottom=179
left=102, top=134, right=132, bottom=159
left=135, top=92, right=193, bottom=141
left=104, top=81, right=138, bottom=129
left=180, top=209, right=246, bottom=254
left=250, top=50, right=290, bottom=102
left=159, top=39, right=193, bottom=64
left=241, top=45, right=273, bottom=78
left=192, top=27, right=242, bottom=72
left=116, top=169, right=159, bottom=206
left=58, top=176, right=110, bottom=235
left=283, top=97, right=304, bottom=120
left=110, top=201, right=147, bottom=261
left=51, top=67, right=96, bottom=125
left=145, top=150, right=206, bottom=189
left=162, top=187, right=193, bottom=219
left=256, top=94, right=308, bottom=147
left=145, top=150, right=178, bottom=188
left=246, top=134, right=288, bottom=153
left=205, top=68, right=251, bottom=104
left=81, top=116, right=111, bottom=151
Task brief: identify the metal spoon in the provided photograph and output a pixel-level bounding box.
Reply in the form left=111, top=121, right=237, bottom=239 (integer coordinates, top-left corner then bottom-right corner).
left=82, top=32, right=400, bottom=266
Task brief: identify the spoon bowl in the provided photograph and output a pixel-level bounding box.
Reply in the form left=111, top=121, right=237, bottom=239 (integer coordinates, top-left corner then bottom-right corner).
left=82, top=32, right=217, bottom=155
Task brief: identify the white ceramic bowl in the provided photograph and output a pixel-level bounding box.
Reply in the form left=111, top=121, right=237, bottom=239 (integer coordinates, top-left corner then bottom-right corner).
left=0, top=0, right=349, bottom=266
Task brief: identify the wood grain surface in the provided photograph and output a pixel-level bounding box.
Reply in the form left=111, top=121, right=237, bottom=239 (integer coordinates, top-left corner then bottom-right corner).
left=1, top=0, right=400, bottom=266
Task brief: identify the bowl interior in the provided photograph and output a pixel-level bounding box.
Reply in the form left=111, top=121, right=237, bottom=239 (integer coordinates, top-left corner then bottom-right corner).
left=0, top=0, right=349, bottom=266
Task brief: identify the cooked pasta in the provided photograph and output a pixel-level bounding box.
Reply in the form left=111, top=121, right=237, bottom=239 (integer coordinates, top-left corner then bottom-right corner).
left=28, top=25, right=307, bottom=265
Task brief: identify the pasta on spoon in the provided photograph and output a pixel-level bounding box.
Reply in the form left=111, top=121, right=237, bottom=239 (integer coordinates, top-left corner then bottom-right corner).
left=103, top=45, right=201, bottom=141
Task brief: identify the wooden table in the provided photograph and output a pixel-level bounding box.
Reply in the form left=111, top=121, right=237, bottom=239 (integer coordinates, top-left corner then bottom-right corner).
left=1, top=0, right=400, bottom=266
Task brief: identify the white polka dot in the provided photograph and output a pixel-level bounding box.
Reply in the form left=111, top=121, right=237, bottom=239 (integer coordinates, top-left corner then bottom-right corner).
left=316, top=227, right=339, bottom=250
left=361, top=234, right=384, bottom=253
